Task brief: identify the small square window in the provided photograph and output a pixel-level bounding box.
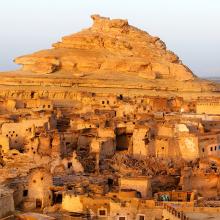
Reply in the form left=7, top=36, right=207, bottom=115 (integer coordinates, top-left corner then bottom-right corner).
left=139, top=215, right=145, bottom=220
left=99, top=209, right=106, bottom=216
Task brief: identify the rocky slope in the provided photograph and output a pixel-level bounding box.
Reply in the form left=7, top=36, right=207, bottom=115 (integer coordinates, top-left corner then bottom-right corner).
left=15, top=15, right=195, bottom=81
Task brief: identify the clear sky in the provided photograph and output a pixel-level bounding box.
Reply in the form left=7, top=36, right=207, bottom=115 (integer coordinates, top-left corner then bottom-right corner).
left=0, top=0, right=219, bottom=77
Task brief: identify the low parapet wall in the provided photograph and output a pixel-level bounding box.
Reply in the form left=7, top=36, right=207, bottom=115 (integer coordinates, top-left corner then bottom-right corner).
left=181, top=207, right=220, bottom=213
left=155, top=201, right=195, bottom=208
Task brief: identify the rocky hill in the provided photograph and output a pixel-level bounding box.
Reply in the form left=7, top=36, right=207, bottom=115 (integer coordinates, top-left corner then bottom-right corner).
left=15, top=15, right=195, bottom=81
left=0, top=15, right=219, bottom=99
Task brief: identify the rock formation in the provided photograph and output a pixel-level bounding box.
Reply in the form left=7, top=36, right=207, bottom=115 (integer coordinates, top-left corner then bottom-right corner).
left=15, top=15, right=195, bottom=81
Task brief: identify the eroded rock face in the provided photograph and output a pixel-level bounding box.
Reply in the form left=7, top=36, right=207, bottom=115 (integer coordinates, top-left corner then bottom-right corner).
left=15, top=14, right=195, bottom=81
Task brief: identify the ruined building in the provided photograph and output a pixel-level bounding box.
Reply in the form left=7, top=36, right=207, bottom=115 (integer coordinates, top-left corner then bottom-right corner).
left=0, top=15, right=220, bottom=220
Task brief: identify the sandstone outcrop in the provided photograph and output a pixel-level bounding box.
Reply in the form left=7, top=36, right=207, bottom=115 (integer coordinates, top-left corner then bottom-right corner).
left=15, top=15, right=195, bottom=81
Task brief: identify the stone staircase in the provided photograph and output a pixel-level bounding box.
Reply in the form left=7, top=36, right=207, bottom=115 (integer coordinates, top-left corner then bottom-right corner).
left=163, top=204, right=190, bottom=220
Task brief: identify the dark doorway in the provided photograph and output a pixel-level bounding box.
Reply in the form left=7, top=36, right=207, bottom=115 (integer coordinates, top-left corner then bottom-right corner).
left=56, top=194, right=63, bottom=204
left=187, top=193, right=191, bottom=202
left=108, top=178, right=113, bottom=186
left=36, top=199, right=42, bottom=208
left=23, top=190, right=28, bottom=197
left=52, top=191, right=63, bottom=204
left=108, top=178, right=114, bottom=190
left=31, top=91, right=35, bottom=99
left=136, top=191, right=142, bottom=198
left=68, top=162, right=72, bottom=169
left=116, top=134, right=132, bottom=151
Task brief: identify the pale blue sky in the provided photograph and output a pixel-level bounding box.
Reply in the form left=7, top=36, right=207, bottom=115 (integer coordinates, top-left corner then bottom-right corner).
left=0, top=0, right=220, bottom=77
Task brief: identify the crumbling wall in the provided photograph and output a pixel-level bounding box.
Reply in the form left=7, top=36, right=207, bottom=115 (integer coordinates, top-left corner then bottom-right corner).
left=178, top=134, right=199, bottom=160
left=132, top=127, right=149, bottom=157
left=27, top=168, right=53, bottom=208
left=62, top=194, right=83, bottom=212
left=199, top=134, right=220, bottom=158
left=1, top=117, right=50, bottom=150
left=119, top=177, right=152, bottom=199
left=196, top=102, right=220, bottom=115
left=0, top=194, right=15, bottom=218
